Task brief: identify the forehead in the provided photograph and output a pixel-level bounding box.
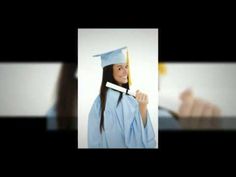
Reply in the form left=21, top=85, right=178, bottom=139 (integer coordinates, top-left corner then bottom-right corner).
left=114, top=63, right=128, bottom=67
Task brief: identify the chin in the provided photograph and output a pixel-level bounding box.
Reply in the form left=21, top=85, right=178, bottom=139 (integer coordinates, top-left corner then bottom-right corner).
left=123, top=80, right=128, bottom=84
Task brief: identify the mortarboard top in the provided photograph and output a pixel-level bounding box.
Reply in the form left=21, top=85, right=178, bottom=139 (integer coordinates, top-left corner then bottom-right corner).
left=93, top=47, right=127, bottom=68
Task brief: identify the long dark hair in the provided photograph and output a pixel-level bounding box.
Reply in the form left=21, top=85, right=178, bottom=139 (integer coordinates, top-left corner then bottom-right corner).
left=55, top=63, right=77, bottom=130
left=100, top=65, right=129, bottom=133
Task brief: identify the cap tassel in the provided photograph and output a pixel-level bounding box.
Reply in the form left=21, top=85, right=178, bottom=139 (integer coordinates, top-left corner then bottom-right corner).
left=126, top=50, right=132, bottom=86
left=158, top=63, right=167, bottom=76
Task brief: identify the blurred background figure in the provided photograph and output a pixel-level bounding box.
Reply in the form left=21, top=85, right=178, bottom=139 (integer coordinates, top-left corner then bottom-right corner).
left=47, top=63, right=77, bottom=130
left=158, top=63, right=222, bottom=130
left=0, top=63, right=77, bottom=130
left=0, top=63, right=60, bottom=116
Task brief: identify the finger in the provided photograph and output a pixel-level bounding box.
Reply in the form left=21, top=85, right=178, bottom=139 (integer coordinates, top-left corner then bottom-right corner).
left=144, top=94, right=148, bottom=103
left=137, top=92, right=144, bottom=102
left=136, top=94, right=141, bottom=101
left=143, top=94, right=147, bottom=103
left=135, top=90, right=140, bottom=98
left=202, top=103, right=213, bottom=117
left=178, top=99, right=194, bottom=118
left=140, top=93, right=145, bottom=102
left=180, top=89, right=193, bottom=102
left=213, top=106, right=221, bottom=117
left=191, top=98, right=205, bottom=118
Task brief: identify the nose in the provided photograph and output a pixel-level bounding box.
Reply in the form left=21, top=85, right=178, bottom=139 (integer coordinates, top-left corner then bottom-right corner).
left=123, top=67, right=128, bottom=75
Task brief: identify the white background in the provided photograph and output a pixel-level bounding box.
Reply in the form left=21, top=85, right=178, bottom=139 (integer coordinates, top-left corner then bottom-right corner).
left=160, top=63, right=236, bottom=117
left=78, top=29, right=159, bottom=148
left=0, top=63, right=61, bottom=116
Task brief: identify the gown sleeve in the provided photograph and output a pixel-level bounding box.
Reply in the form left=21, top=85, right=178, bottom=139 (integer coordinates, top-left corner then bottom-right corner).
left=119, top=96, right=156, bottom=148
left=88, top=97, right=103, bottom=148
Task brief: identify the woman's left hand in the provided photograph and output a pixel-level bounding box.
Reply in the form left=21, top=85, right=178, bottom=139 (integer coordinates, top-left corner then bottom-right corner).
left=176, top=89, right=222, bottom=129
left=135, top=90, right=149, bottom=106
left=136, top=90, right=149, bottom=126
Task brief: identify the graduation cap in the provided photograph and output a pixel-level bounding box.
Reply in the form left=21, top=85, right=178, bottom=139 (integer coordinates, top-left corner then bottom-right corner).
left=93, top=47, right=127, bottom=68
left=93, top=46, right=132, bottom=85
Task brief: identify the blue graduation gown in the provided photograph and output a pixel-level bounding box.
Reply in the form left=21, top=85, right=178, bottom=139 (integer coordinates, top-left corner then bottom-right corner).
left=88, top=88, right=156, bottom=148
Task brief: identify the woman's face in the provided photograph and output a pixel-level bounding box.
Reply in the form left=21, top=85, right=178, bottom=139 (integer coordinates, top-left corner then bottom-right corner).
left=113, top=64, right=128, bottom=85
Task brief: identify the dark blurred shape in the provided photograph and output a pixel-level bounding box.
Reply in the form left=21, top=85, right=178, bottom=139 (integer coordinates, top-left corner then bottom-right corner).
left=55, top=63, right=77, bottom=130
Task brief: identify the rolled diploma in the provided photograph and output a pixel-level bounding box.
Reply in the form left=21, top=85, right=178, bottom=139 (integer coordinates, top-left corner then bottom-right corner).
left=106, top=82, right=181, bottom=114
left=106, top=82, right=136, bottom=97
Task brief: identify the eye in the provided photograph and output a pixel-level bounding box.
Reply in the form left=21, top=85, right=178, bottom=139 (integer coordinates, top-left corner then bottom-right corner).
left=125, top=65, right=128, bottom=69
left=118, top=67, right=121, bottom=70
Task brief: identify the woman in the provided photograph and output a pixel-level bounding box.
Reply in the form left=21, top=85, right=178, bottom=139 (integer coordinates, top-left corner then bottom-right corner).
left=47, top=63, right=77, bottom=130
left=88, top=47, right=156, bottom=148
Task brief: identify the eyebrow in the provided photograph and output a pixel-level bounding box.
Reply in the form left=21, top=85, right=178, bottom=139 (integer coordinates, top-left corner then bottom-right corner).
left=116, top=64, right=128, bottom=67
